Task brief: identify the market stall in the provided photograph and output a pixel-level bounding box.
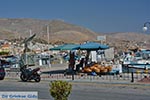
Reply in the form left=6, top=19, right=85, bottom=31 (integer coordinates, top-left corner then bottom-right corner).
left=78, top=42, right=112, bottom=74
left=50, top=42, right=114, bottom=75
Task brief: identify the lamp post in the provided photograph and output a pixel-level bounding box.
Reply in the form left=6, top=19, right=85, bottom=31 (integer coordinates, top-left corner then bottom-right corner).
left=143, top=22, right=150, bottom=31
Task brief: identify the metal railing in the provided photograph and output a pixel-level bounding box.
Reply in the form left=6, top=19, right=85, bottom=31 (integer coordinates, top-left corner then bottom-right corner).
left=5, top=70, right=150, bottom=83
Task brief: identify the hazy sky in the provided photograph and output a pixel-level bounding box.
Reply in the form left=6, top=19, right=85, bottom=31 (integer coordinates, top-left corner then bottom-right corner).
left=0, top=0, right=150, bottom=33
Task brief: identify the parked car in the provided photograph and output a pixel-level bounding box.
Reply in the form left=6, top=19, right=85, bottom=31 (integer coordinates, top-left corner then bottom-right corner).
left=0, top=66, right=5, bottom=80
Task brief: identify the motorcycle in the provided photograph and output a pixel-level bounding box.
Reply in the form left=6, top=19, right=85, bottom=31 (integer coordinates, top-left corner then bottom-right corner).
left=20, top=65, right=41, bottom=82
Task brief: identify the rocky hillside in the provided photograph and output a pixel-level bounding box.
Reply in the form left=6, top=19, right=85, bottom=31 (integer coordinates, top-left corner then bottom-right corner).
left=106, top=32, right=150, bottom=42
left=0, top=18, right=98, bottom=43
left=105, top=32, right=150, bottom=51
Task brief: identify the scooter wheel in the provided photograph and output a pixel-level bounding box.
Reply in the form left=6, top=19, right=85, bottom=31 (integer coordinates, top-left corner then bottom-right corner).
left=35, top=75, right=41, bottom=82
left=20, top=73, right=28, bottom=82
left=0, top=77, right=4, bottom=80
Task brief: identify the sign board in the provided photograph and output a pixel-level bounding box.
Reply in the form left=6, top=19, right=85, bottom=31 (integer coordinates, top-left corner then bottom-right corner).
left=97, top=36, right=106, bottom=41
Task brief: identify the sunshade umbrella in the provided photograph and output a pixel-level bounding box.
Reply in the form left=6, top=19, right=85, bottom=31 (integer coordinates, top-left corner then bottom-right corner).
left=79, top=42, right=109, bottom=50
left=50, top=44, right=80, bottom=50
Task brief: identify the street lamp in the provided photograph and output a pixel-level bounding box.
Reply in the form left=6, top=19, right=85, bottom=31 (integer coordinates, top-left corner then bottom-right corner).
left=143, top=22, right=150, bottom=31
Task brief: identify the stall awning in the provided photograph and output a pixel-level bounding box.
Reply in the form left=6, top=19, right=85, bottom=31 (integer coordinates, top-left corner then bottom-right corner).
left=50, top=42, right=109, bottom=51
left=79, top=42, right=109, bottom=50
left=50, top=44, right=80, bottom=50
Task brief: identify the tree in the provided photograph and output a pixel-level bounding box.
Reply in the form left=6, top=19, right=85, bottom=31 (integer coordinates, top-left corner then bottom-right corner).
left=49, top=80, right=72, bottom=100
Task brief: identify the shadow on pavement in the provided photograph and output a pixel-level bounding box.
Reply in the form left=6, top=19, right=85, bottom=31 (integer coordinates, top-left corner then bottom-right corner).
left=17, top=80, right=41, bottom=83
left=42, top=70, right=65, bottom=74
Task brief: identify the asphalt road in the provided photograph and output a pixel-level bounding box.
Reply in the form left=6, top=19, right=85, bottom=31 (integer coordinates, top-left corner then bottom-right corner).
left=0, top=80, right=150, bottom=100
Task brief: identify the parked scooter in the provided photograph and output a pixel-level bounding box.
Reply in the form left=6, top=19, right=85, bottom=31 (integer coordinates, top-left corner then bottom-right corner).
left=20, top=65, right=41, bottom=82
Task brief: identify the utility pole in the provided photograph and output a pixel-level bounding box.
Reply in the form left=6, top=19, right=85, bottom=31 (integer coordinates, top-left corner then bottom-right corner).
left=47, top=25, right=51, bottom=67
left=47, top=26, right=50, bottom=45
left=29, top=29, right=32, bottom=36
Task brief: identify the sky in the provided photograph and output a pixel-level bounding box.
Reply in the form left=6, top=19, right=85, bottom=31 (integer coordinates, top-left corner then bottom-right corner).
left=0, top=0, right=150, bottom=33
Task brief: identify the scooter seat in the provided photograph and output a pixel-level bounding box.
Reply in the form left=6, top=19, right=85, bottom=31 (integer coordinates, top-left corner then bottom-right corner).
left=32, top=67, right=40, bottom=72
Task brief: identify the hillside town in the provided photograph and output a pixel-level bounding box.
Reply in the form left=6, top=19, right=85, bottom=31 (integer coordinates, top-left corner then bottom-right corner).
left=0, top=33, right=150, bottom=73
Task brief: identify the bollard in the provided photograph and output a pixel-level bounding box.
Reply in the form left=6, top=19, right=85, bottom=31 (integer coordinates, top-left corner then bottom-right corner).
left=72, top=71, right=74, bottom=80
left=131, top=72, right=134, bottom=82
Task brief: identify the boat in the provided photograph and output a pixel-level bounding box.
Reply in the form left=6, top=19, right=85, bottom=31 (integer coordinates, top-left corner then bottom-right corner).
left=122, top=50, right=150, bottom=73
